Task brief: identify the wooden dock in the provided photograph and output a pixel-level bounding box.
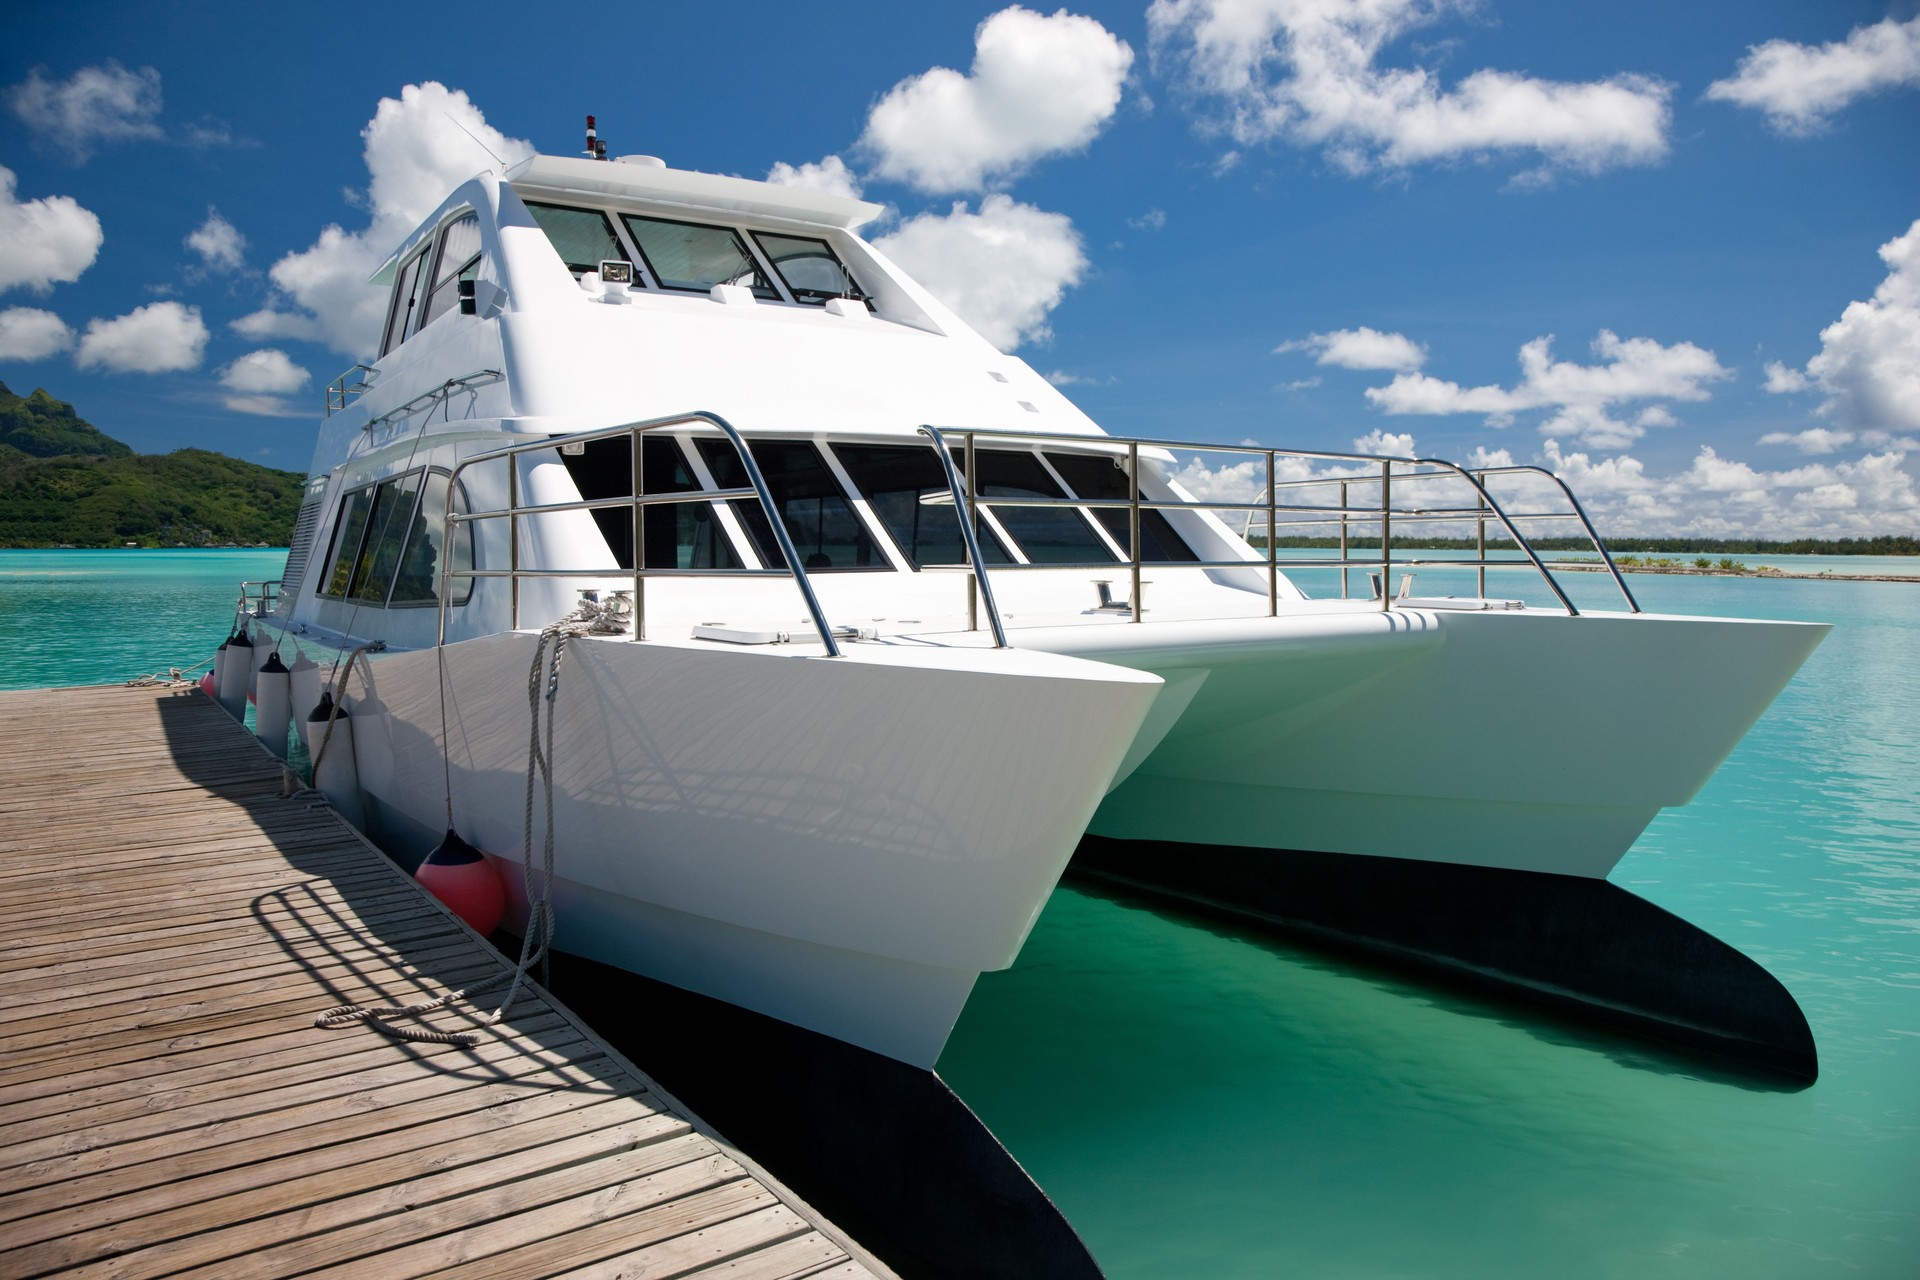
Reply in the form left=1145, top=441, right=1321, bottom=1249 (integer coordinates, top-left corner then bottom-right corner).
left=0, top=684, right=889, bottom=1280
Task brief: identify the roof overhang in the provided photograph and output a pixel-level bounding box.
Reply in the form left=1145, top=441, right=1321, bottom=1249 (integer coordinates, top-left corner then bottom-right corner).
left=504, top=153, right=883, bottom=231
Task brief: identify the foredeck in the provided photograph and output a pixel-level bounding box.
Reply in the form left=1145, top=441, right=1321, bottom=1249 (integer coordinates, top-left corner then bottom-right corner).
left=0, top=684, right=885, bottom=1280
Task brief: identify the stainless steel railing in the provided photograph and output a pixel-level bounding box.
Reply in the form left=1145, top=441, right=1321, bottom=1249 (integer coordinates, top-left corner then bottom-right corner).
left=236, top=579, right=282, bottom=619
left=425, top=416, right=1636, bottom=654
left=437, top=410, right=848, bottom=655
left=916, top=426, right=1640, bottom=622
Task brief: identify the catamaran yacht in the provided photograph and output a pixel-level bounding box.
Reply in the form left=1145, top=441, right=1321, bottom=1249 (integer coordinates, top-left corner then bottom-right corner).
left=249, top=142, right=1827, bottom=1075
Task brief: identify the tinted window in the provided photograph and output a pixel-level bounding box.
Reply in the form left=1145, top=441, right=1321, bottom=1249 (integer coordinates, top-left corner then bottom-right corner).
left=753, top=232, right=864, bottom=304
left=321, top=487, right=375, bottom=598
left=420, top=213, right=482, bottom=329
left=388, top=471, right=475, bottom=605
left=526, top=202, right=629, bottom=280
left=696, top=440, right=877, bottom=571
left=971, top=451, right=1118, bottom=565
left=380, top=250, right=428, bottom=357
left=347, top=473, right=424, bottom=603
left=1045, top=453, right=1200, bottom=563
left=832, top=443, right=1012, bottom=569
left=557, top=436, right=743, bottom=571
left=623, top=215, right=774, bottom=298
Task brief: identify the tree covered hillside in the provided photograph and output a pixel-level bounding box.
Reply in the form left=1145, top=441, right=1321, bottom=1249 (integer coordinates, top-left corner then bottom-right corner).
left=0, top=383, right=305, bottom=547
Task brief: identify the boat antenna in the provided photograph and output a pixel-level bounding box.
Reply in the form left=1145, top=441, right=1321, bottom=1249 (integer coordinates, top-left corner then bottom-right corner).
left=445, top=112, right=505, bottom=168
left=585, top=114, right=607, bottom=161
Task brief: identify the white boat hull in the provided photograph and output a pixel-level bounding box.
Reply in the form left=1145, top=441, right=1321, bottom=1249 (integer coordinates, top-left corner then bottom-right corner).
left=1013, top=604, right=1830, bottom=878
left=298, top=628, right=1161, bottom=1065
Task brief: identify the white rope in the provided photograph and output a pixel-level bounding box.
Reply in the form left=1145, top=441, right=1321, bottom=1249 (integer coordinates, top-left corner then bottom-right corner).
left=314, top=603, right=610, bottom=1045
left=126, top=650, right=220, bottom=689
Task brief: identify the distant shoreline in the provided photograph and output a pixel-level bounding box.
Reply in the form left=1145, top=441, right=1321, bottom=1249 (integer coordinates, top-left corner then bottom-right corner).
left=1553, top=563, right=1920, bottom=584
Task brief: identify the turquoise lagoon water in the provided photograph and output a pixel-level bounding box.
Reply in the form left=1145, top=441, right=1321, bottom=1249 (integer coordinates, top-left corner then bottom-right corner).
left=0, top=549, right=286, bottom=690
left=4, top=548, right=1916, bottom=1276
left=941, top=569, right=1920, bottom=1277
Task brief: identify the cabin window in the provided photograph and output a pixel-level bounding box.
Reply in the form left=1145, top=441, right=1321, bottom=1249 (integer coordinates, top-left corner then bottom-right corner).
left=318, top=469, right=475, bottom=607
left=321, top=487, right=376, bottom=597
left=556, top=436, right=743, bottom=571
left=379, top=248, right=430, bottom=357
left=831, top=443, right=1013, bottom=569
left=968, top=451, right=1119, bottom=565
left=388, top=471, right=475, bottom=606
left=344, top=473, right=423, bottom=603
left=695, top=440, right=877, bottom=571
left=622, top=215, right=775, bottom=298
left=1044, top=453, right=1200, bottom=563
left=525, top=202, right=630, bottom=281
left=751, top=232, right=865, bottom=305
left=419, top=213, right=482, bottom=330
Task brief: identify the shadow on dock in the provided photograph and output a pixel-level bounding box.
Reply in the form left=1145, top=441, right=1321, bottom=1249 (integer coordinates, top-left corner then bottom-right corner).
left=154, top=690, right=1098, bottom=1279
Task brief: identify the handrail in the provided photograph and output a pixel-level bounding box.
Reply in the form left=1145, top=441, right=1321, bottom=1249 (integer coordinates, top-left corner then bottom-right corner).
left=363, top=369, right=503, bottom=432
left=913, top=425, right=1641, bottom=622
left=438, top=411, right=846, bottom=656
left=325, top=365, right=375, bottom=415
left=236, top=579, right=282, bottom=618
left=917, top=426, right=1009, bottom=647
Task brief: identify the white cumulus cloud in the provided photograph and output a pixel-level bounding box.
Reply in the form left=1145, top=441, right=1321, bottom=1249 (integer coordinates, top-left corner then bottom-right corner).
left=74, top=301, right=208, bottom=373
left=185, top=208, right=246, bottom=273
left=1706, top=16, right=1920, bottom=135
left=1278, top=326, right=1427, bottom=371
left=1166, top=432, right=1919, bottom=537
left=220, top=348, right=310, bottom=395
left=1759, top=427, right=1855, bottom=455
left=766, top=155, right=863, bottom=199
left=249, top=82, right=531, bottom=357
left=8, top=61, right=164, bottom=160
left=1525, top=439, right=1920, bottom=537
left=1353, top=428, right=1417, bottom=456
left=0, top=165, right=103, bottom=295
left=0, top=307, right=75, bottom=361
left=873, top=194, right=1087, bottom=350
left=862, top=6, right=1134, bottom=193
left=1147, top=0, right=1670, bottom=178
left=1762, top=359, right=1811, bottom=393
left=1791, top=219, right=1920, bottom=435
left=1364, top=330, right=1732, bottom=449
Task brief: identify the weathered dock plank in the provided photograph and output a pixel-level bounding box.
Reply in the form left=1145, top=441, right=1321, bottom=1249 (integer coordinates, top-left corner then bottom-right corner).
left=0, top=684, right=887, bottom=1280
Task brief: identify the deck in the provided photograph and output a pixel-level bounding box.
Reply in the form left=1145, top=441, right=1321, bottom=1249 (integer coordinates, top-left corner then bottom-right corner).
left=0, top=684, right=888, bottom=1280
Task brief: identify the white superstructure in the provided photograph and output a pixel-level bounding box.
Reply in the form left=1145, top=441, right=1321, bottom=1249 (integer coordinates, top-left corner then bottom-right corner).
left=255, top=146, right=1825, bottom=1067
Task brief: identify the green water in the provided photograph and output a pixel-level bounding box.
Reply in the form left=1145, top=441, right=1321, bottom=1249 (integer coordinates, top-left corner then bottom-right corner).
left=4, top=549, right=1914, bottom=1275
left=941, top=572, right=1920, bottom=1277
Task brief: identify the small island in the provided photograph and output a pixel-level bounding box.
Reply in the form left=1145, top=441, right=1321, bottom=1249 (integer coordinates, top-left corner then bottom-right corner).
left=0, top=383, right=305, bottom=548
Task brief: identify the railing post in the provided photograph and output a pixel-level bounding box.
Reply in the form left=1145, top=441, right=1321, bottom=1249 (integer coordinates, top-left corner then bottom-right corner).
left=508, top=459, right=520, bottom=631
left=631, top=428, right=646, bottom=641
left=1339, top=479, right=1349, bottom=599
left=1477, top=494, right=1487, bottom=600
left=1267, top=451, right=1279, bottom=616
left=1128, top=440, right=1142, bottom=622
left=964, top=433, right=979, bottom=635
left=1380, top=461, right=1392, bottom=610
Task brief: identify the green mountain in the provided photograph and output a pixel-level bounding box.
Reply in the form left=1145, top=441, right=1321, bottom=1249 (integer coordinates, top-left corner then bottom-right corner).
left=0, top=383, right=306, bottom=548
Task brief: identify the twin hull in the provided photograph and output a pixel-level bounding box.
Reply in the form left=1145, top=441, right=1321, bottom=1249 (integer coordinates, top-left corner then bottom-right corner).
left=286, top=598, right=1824, bottom=1065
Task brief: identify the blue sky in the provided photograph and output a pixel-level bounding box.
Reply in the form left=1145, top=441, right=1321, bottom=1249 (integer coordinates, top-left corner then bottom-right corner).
left=3, top=0, right=1917, bottom=537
